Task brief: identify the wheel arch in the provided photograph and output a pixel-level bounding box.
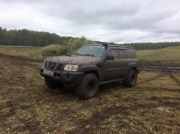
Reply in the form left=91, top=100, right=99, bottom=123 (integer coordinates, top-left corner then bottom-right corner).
left=130, top=67, right=137, bottom=72
left=127, top=62, right=138, bottom=73
left=84, top=70, right=100, bottom=81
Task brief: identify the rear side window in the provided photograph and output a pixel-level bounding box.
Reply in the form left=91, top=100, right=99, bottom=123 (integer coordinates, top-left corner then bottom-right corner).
left=107, top=49, right=118, bottom=58
left=117, top=49, right=128, bottom=59
left=127, top=49, right=136, bottom=58
left=107, top=49, right=128, bottom=59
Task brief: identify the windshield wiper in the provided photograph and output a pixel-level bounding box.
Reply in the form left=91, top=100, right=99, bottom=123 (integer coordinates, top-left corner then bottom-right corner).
left=73, top=53, right=82, bottom=55
left=81, top=54, right=95, bottom=57
left=73, top=53, right=95, bottom=57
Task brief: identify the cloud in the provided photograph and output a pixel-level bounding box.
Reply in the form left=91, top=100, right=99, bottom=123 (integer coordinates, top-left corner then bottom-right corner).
left=0, top=0, right=180, bottom=43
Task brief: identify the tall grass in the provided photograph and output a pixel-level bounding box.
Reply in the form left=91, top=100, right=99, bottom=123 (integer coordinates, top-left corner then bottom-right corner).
left=137, top=47, right=180, bottom=65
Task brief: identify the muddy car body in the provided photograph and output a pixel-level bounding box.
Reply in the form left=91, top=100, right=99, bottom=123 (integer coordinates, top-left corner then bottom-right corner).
left=40, top=44, right=140, bottom=99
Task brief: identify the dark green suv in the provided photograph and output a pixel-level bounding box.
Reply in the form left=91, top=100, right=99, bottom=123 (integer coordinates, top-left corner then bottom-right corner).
left=40, top=44, right=140, bottom=99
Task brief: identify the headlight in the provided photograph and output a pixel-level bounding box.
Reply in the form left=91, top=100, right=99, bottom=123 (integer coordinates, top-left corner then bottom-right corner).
left=64, top=65, right=79, bottom=72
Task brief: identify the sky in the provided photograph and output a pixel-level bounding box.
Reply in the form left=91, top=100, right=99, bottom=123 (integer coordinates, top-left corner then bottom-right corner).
left=0, top=0, right=180, bottom=43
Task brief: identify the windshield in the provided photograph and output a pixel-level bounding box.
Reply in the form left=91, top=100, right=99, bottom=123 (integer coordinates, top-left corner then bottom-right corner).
left=74, top=45, right=105, bottom=57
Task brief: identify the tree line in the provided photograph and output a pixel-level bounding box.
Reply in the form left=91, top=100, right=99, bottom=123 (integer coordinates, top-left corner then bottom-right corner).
left=0, top=27, right=180, bottom=49
left=0, top=27, right=78, bottom=46
left=122, top=42, right=180, bottom=50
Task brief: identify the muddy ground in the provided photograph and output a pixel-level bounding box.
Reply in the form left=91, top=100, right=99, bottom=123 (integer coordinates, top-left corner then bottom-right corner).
left=0, top=53, right=179, bottom=133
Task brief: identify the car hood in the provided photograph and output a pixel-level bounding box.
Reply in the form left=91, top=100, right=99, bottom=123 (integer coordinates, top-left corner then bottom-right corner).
left=45, top=55, right=101, bottom=65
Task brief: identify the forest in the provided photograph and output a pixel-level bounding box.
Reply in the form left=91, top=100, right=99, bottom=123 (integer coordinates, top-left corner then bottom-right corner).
left=0, top=27, right=180, bottom=50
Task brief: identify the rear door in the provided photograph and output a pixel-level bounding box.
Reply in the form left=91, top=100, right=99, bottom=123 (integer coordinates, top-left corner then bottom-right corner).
left=116, top=48, right=128, bottom=77
left=101, top=48, right=121, bottom=81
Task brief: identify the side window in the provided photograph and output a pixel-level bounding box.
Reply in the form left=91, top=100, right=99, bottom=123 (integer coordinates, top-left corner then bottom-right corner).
left=107, top=49, right=118, bottom=59
left=127, top=49, right=136, bottom=58
left=117, top=49, right=128, bottom=59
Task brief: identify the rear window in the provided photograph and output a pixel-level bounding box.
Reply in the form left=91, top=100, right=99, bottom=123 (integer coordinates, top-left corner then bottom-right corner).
left=117, top=49, right=128, bottom=59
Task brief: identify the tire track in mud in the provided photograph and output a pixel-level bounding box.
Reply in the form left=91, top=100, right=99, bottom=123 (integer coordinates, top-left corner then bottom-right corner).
left=0, top=105, right=42, bottom=133
left=135, top=87, right=180, bottom=92
left=70, top=105, right=145, bottom=134
left=16, top=119, right=42, bottom=133
left=0, top=53, right=43, bottom=132
left=0, top=53, right=42, bottom=63
left=168, top=73, right=180, bottom=86
left=138, top=73, right=167, bottom=84
left=0, top=53, right=42, bottom=68
left=70, top=99, right=179, bottom=134
left=0, top=91, right=42, bottom=133
left=141, top=66, right=180, bottom=73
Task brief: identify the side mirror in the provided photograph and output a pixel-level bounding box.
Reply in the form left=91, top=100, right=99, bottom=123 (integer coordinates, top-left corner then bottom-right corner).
left=106, top=55, right=114, bottom=60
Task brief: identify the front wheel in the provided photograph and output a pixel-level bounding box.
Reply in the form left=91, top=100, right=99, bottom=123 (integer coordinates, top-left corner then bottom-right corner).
left=75, top=74, right=99, bottom=99
left=123, top=69, right=137, bottom=87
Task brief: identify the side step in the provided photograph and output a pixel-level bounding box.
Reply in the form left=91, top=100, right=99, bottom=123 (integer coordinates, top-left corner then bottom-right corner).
left=100, top=78, right=123, bottom=85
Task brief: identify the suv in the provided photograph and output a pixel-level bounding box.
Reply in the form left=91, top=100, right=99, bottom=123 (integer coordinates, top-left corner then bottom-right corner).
left=40, top=44, right=140, bottom=99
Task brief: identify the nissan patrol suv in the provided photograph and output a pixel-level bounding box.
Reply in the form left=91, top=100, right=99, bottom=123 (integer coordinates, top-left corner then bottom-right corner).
left=40, top=44, right=140, bottom=99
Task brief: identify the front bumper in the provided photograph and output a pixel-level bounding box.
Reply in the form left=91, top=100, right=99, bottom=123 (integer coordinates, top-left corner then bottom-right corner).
left=40, top=67, right=83, bottom=84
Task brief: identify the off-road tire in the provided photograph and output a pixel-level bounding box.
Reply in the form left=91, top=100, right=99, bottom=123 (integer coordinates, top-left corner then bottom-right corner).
left=45, top=78, right=59, bottom=89
left=123, top=69, right=137, bottom=87
left=75, top=74, right=99, bottom=99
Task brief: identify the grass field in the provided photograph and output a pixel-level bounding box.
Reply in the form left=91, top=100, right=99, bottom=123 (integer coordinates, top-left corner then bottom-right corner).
left=0, top=46, right=180, bottom=133
left=137, top=46, right=180, bottom=66
left=0, top=46, right=42, bottom=60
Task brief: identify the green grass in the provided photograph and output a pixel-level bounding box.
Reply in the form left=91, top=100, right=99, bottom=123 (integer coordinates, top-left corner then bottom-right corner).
left=137, top=46, right=180, bottom=65
left=0, top=46, right=42, bottom=60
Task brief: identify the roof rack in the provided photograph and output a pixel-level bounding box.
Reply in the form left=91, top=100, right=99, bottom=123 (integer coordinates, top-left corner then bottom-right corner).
left=85, top=43, right=135, bottom=49
left=102, top=44, right=134, bottom=49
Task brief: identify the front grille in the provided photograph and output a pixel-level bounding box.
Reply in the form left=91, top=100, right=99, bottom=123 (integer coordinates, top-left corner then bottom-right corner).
left=56, top=63, right=64, bottom=70
left=45, top=61, right=57, bottom=70
left=45, top=61, right=48, bottom=68
left=44, top=61, right=64, bottom=70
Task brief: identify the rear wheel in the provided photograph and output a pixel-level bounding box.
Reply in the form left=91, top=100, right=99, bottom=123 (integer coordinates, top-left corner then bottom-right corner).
left=75, top=74, right=99, bottom=99
left=123, top=69, right=137, bottom=87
